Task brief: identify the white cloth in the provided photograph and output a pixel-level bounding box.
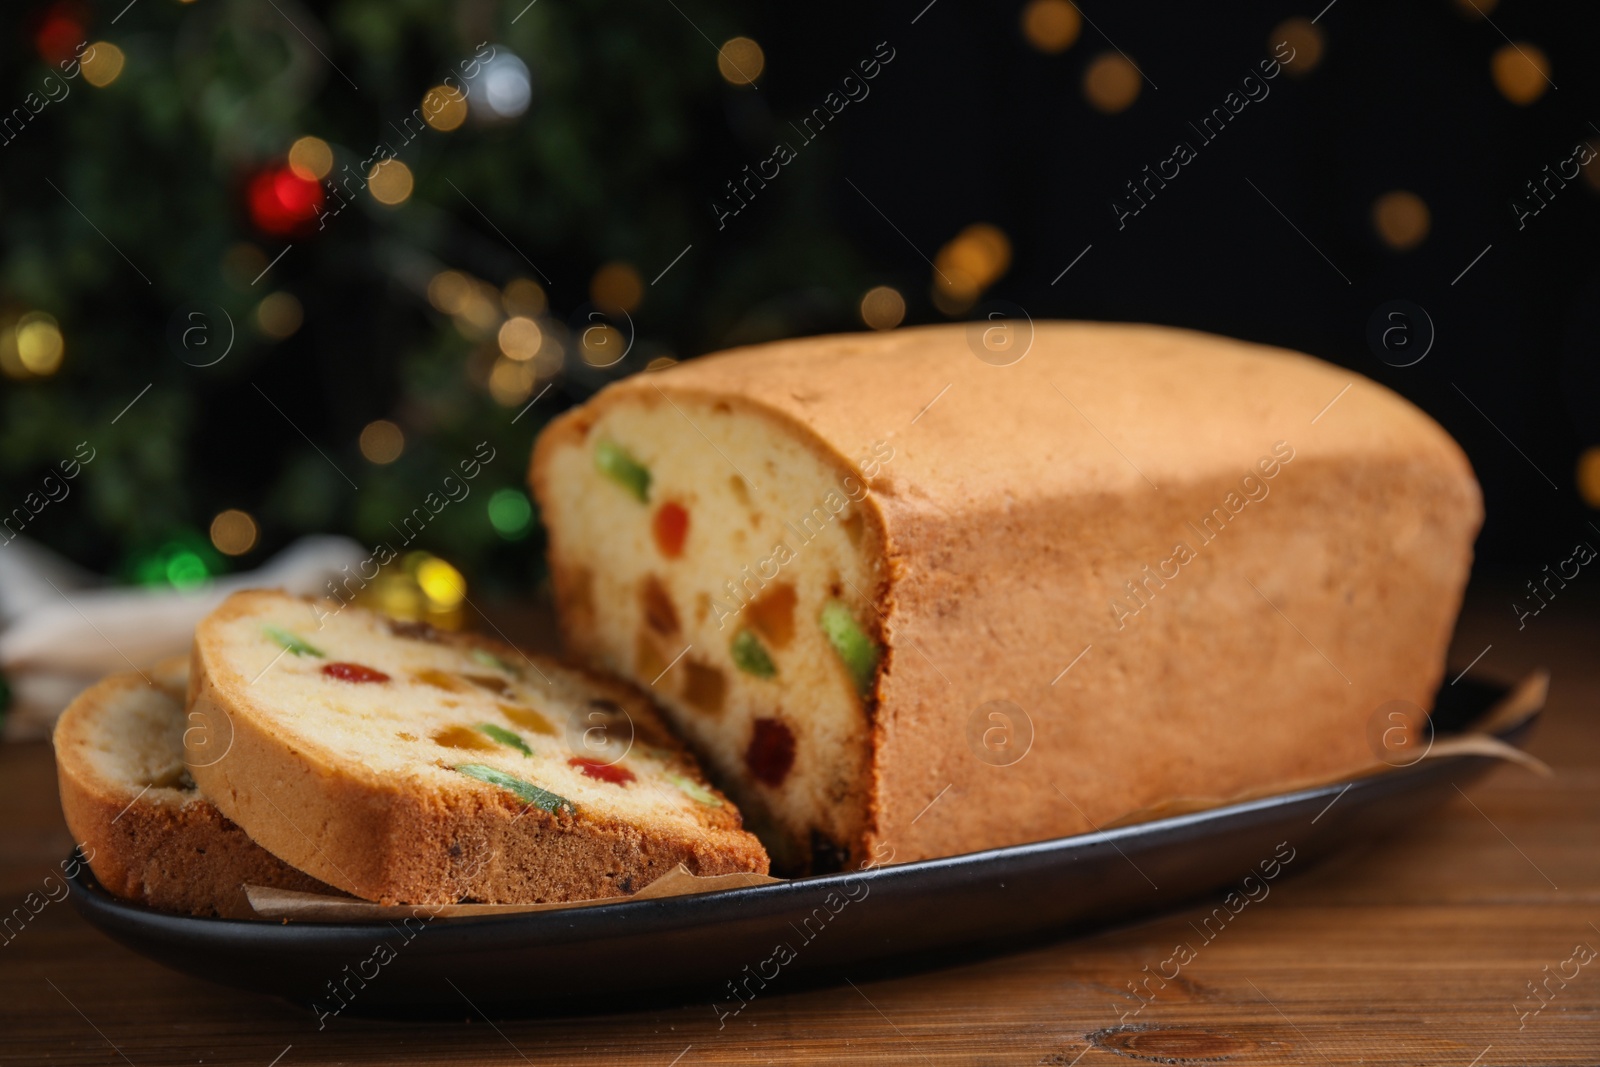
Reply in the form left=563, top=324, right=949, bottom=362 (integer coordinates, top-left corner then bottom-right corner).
left=0, top=535, right=364, bottom=739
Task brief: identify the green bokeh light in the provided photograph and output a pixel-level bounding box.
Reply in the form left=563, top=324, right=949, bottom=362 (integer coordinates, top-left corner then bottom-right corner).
left=488, top=488, right=533, bottom=539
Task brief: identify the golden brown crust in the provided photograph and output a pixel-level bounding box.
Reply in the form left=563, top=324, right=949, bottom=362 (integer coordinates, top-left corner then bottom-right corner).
left=532, top=321, right=1483, bottom=865
left=53, top=670, right=329, bottom=919
left=186, top=591, right=768, bottom=905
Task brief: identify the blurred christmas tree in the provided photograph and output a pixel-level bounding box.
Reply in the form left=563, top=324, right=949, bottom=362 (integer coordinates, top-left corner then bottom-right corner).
left=0, top=0, right=872, bottom=598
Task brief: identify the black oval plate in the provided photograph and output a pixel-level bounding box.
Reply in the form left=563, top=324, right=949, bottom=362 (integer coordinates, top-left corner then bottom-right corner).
left=69, top=677, right=1536, bottom=1017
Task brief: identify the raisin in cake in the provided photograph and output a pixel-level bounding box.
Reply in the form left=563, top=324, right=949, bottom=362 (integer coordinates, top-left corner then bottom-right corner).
left=185, top=590, right=766, bottom=905
left=530, top=321, right=1482, bottom=872
left=53, top=659, right=330, bottom=918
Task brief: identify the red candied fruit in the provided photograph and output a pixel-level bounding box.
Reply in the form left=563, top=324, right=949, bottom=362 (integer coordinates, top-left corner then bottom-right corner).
left=568, top=757, right=637, bottom=786
left=745, top=718, right=795, bottom=787
left=652, top=502, right=690, bottom=559
left=321, top=662, right=391, bottom=683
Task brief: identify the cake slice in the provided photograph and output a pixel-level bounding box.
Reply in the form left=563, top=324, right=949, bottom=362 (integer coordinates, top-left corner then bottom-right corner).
left=529, top=321, right=1482, bottom=872
left=185, top=590, right=767, bottom=905
left=53, top=659, right=330, bottom=918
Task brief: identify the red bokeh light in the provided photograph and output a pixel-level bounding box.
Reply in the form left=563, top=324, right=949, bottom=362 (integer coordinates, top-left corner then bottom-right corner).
left=246, top=166, right=325, bottom=237
left=34, top=2, right=88, bottom=66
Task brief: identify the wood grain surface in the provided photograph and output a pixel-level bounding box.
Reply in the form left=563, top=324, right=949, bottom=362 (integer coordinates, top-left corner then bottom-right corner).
left=2, top=587, right=1596, bottom=1065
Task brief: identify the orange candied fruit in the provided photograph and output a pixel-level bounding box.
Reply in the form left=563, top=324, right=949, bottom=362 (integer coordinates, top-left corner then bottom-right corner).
left=652, top=501, right=689, bottom=558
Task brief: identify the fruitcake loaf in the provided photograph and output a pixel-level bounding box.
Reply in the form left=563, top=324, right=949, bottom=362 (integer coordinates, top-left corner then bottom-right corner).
left=530, top=321, right=1482, bottom=872
left=185, top=590, right=767, bottom=905
left=53, top=659, right=330, bottom=918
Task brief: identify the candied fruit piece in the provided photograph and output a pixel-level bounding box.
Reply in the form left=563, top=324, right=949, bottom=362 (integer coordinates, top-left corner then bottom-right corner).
left=745, top=718, right=796, bottom=787
left=568, top=757, right=637, bottom=786
left=455, top=763, right=573, bottom=814
left=500, top=703, right=557, bottom=736
left=820, top=600, right=879, bottom=696
left=683, top=659, right=727, bottom=714
left=263, top=625, right=323, bottom=658
left=730, top=628, right=776, bottom=678
left=595, top=438, right=651, bottom=502
left=477, top=723, right=531, bottom=755
left=321, top=662, right=391, bottom=683
left=653, top=501, right=690, bottom=558
left=747, top=583, right=796, bottom=649
left=432, top=725, right=499, bottom=751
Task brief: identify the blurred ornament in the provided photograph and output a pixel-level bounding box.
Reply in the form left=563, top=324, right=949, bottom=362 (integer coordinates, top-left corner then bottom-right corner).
left=859, top=286, right=906, bottom=330
left=359, top=420, right=405, bottom=464
left=590, top=261, right=643, bottom=313
left=209, top=509, right=259, bottom=556
left=487, top=489, right=534, bottom=539
left=471, top=49, right=532, bottom=121
left=1372, top=190, right=1430, bottom=250
left=367, top=159, right=414, bottom=206
left=33, top=3, right=87, bottom=65
left=1021, top=0, right=1080, bottom=54
left=287, top=136, right=334, bottom=181
left=247, top=166, right=323, bottom=237
left=15, top=313, right=65, bottom=376
left=1083, top=53, right=1140, bottom=113
left=717, top=37, right=765, bottom=86
left=81, top=42, right=125, bottom=88
left=255, top=292, right=303, bottom=339
left=422, top=84, right=469, bottom=131
left=1272, top=18, right=1324, bottom=77
left=1491, top=43, right=1551, bottom=106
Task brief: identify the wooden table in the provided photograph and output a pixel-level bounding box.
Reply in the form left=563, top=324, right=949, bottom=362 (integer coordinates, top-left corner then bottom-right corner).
left=3, top=586, right=1596, bottom=1065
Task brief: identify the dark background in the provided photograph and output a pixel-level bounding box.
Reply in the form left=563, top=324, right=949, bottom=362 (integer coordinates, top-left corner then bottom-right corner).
left=2, top=0, right=1596, bottom=603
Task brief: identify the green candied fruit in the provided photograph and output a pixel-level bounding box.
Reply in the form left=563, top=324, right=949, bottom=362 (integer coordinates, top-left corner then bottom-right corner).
left=476, top=723, right=532, bottom=756
left=262, top=624, right=324, bottom=658
left=730, top=628, right=776, bottom=678
left=665, top=771, right=724, bottom=808
left=594, top=438, right=651, bottom=503
left=455, top=763, right=573, bottom=815
left=820, top=600, right=879, bottom=696
left=470, top=647, right=519, bottom=676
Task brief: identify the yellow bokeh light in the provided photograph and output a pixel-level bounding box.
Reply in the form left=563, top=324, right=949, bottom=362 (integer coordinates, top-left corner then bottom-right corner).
left=717, top=37, right=765, bottom=86
left=1083, top=52, right=1141, bottom=113
left=498, top=316, right=543, bottom=361
left=359, top=419, right=405, bottom=464
left=209, top=509, right=259, bottom=556
left=1272, top=18, right=1324, bottom=78
left=860, top=286, right=906, bottom=331
left=503, top=277, right=547, bottom=317
left=934, top=223, right=1012, bottom=309
left=416, top=557, right=466, bottom=609
left=579, top=323, right=625, bottom=366
left=428, top=270, right=471, bottom=314
left=81, top=42, right=125, bottom=89
left=287, top=136, right=333, bottom=181
left=16, top=313, right=64, bottom=375
left=488, top=357, right=536, bottom=406
left=590, top=261, right=643, bottom=313
left=1491, top=43, right=1551, bottom=106
left=255, top=292, right=303, bottom=340
left=422, top=85, right=469, bottom=132
left=367, top=159, right=414, bottom=206
left=1021, top=0, right=1080, bottom=54
left=1372, top=190, right=1430, bottom=251
left=1578, top=446, right=1600, bottom=508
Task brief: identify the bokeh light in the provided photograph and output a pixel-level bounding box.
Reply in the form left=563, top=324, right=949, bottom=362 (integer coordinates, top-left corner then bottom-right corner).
left=590, top=262, right=643, bottom=313
left=81, top=42, right=125, bottom=88
left=475, top=51, right=532, bottom=120
left=488, top=488, right=534, bottom=539
left=1491, top=43, right=1551, bottom=106
left=1021, top=0, right=1080, bottom=54
left=15, top=312, right=64, bottom=375
left=489, top=357, right=536, bottom=405
left=1272, top=18, right=1324, bottom=77
left=367, top=159, right=414, bottom=205
left=503, top=277, right=547, bottom=317
left=255, top=292, right=303, bottom=339
left=416, top=555, right=466, bottom=609
left=933, top=224, right=1012, bottom=313
left=1578, top=446, right=1600, bottom=508
left=860, top=286, right=906, bottom=330
left=1083, top=53, right=1140, bottom=113
left=287, top=136, right=333, bottom=181
left=209, top=509, right=259, bottom=556
left=359, top=419, right=405, bottom=464
left=1372, top=190, right=1430, bottom=250
left=422, top=85, right=468, bottom=132
left=717, top=37, right=765, bottom=86
left=247, top=166, right=323, bottom=236
left=498, top=316, right=543, bottom=361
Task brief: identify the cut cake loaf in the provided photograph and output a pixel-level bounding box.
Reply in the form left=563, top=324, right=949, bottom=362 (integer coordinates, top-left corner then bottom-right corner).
left=185, top=590, right=767, bottom=905
left=529, top=321, right=1482, bottom=872
left=53, top=658, right=329, bottom=918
